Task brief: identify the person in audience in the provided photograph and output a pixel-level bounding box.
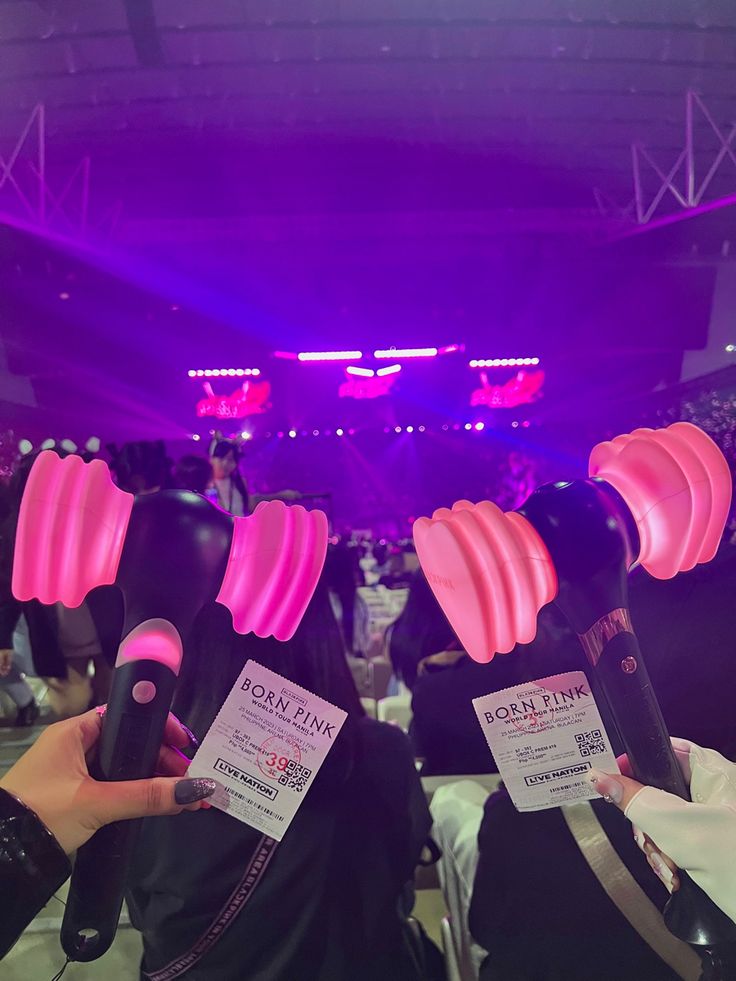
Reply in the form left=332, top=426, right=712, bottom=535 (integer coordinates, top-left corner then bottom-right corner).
left=463, top=535, right=736, bottom=981
left=388, top=569, right=457, bottom=689
left=412, top=604, right=579, bottom=776
left=0, top=451, right=121, bottom=718
left=126, top=577, right=433, bottom=981
left=174, top=453, right=212, bottom=495
left=325, top=532, right=363, bottom=653
left=0, top=708, right=216, bottom=959
left=207, top=437, right=250, bottom=515
left=107, top=439, right=172, bottom=495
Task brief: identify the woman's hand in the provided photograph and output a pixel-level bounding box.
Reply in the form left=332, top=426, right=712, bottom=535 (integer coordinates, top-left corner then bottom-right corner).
left=0, top=709, right=215, bottom=854
left=588, top=738, right=736, bottom=923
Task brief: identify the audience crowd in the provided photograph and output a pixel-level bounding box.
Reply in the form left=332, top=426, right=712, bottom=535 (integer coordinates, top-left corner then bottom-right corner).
left=1, top=435, right=735, bottom=980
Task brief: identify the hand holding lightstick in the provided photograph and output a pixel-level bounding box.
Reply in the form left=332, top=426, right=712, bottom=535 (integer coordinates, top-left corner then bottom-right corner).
left=12, top=451, right=327, bottom=962
left=413, top=423, right=736, bottom=959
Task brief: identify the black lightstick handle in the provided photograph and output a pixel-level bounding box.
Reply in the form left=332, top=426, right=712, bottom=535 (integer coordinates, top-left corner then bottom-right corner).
left=60, top=659, right=177, bottom=962
left=595, top=630, right=736, bottom=948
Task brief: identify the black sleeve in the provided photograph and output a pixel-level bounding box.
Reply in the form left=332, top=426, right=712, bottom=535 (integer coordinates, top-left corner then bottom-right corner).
left=0, top=595, right=22, bottom=650
left=0, top=789, right=71, bottom=959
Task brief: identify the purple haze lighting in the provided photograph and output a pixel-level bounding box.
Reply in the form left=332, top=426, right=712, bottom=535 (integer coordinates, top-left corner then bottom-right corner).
left=346, top=366, right=375, bottom=377
left=274, top=351, right=299, bottom=360
left=376, top=364, right=402, bottom=376
left=438, top=344, right=463, bottom=355
left=374, top=347, right=438, bottom=359
left=298, top=350, right=363, bottom=362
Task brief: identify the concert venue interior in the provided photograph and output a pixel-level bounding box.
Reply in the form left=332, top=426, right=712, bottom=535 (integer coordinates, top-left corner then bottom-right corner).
left=1, top=4, right=735, bottom=980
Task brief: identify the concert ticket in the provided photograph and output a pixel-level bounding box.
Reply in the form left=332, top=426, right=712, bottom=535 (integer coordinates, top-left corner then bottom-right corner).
left=473, top=670, right=620, bottom=811
left=189, top=660, right=347, bottom=839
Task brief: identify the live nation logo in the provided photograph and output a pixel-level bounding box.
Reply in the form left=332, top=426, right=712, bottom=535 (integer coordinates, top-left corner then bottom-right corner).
left=214, top=758, right=279, bottom=800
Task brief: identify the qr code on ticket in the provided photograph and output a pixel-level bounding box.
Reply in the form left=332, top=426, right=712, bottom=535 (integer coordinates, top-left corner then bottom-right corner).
left=575, top=729, right=605, bottom=758
left=278, top=759, right=312, bottom=792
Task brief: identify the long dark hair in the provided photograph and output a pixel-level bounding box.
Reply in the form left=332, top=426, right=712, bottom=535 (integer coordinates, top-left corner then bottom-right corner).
left=108, top=440, right=172, bottom=494
left=173, top=576, right=365, bottom=787
left=389, top=569, right=458, bottom=688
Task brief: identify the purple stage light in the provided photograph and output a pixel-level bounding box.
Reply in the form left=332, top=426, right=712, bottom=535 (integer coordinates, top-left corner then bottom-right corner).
left=376, top=364, right=401, bottom=376
left=274, top=351, right=299, bottom=360
left=188, top=368, right=260, bottom=377
left=298, top=350, right=362, bottom=362
left=346, top=366, right=375, bottom=377
left=406, top=426, right=414, bottom=433
left=474, top=422, right=485, bottom=431
left=469, top=357, right=540, bottom=368
left=336, top=428, right=344, bottom=436
left=374, top=347, right=437, bottom=359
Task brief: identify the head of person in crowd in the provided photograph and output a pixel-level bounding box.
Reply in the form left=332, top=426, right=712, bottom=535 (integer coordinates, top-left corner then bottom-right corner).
left=208, top=437, right=249, bottom=515
left=108, top=440, right=171, bottom=495
left=173, top=454, right=212, bottom=495
left=389, top=569, right=459, bottom=689
left=173, top=573, right=365, bottom=744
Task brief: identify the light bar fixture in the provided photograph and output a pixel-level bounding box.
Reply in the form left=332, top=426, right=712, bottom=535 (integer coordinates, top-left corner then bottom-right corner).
left=346, top=366, right=375, bottom=377
left=376, top=364, right=402, bottom=376
left=297, top=350, right=362, bottom=362
left=469, top=358, right=540, bottom=368
left=188, top=368, right=261, bottom=377
left=374, top=347, right=438, bottom=359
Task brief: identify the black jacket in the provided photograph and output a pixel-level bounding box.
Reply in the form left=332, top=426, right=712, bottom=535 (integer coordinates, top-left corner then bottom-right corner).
left=470, top=789, right=682, bottom=981
left=127, top=718, right=431, bottom=981
left=0, top=789, right=71, bottom=959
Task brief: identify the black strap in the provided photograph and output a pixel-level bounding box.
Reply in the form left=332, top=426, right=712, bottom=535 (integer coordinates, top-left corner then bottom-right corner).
left=143, top=834, right=278, bottom=981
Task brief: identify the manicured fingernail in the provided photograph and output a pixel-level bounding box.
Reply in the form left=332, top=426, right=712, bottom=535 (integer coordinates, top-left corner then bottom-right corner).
left=650, top=852, right=675, bottom=890
left=179, top=721, right=199, bottom=749
left=587, top=769, right=623, bottom=804
left=175, top=778, right=217, bottom=804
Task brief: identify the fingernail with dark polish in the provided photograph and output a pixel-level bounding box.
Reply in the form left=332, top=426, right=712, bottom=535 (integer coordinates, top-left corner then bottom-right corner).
left=175, top=778, right=217, bottom=805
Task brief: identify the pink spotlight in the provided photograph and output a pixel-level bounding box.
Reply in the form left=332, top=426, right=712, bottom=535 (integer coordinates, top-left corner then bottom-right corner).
left=474, top=422, right=485, bottom=431
left=376, top=364, right=402, bottom=377
left=374, top=347, right=437, bottom=359
left=298, top=350, right=362, bottom=362
left=438, top=344, right=463, bottom=355
left=274, top=351, right=299, bottom=360
left=346, top=366, right=375, bottom=377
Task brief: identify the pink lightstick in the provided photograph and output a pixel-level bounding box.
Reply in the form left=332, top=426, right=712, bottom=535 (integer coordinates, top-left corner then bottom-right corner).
left=13, top=451, right=327, bottom=961
left=414, top=422, right=736, bottom=958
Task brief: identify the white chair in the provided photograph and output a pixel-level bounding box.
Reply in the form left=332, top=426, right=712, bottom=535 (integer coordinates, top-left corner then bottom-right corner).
left=431, top=780, right=495, bottom=981
left=376, top=693, right=413, bottom=731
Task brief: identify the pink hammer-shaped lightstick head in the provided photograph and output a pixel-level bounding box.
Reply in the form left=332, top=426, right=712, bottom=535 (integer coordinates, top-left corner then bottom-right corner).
left=12, top=450, right=327, bottom=641
left=588, top=421, right=732, bottom=581
left=413, top=422, right=731, bottom=664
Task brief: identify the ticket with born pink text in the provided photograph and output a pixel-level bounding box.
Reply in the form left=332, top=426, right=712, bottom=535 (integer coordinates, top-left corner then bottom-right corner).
left=473, top=671, right=619, bottom=812
left=189, top=660, right=347, bottom=839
